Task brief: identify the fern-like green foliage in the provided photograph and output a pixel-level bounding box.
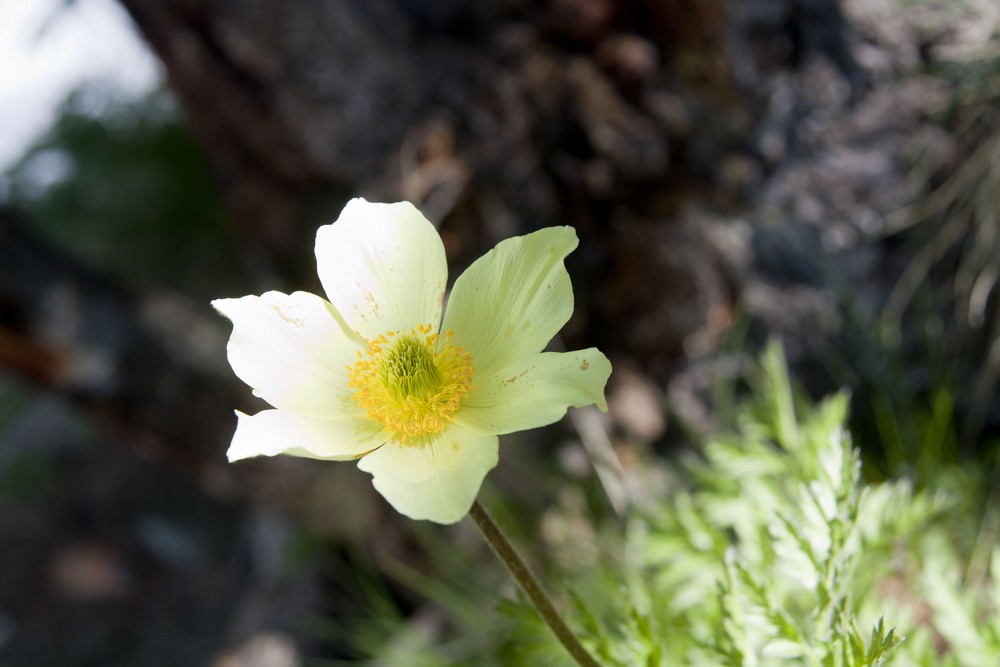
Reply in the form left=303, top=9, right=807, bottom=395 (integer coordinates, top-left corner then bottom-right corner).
left=500, top=342, right=1000, bottom=666
left=327, top=342, right=1000, bottom=666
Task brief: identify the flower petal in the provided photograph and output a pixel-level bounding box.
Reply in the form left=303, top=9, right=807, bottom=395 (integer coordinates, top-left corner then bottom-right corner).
left=442, top=226, right=578, bottom=377
left=456, top=349, right=611, bottom=435
left=356, top=424, right=499, bottom=524
left=315, top=199, right=447, bottom=341
left=227, top=409, right=384, bottom=462
left=213, top=291, right=364, bottom=416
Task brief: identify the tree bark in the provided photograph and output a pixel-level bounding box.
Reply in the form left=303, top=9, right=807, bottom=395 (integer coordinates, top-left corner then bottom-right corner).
left=114, top=0, right=749, bottom=374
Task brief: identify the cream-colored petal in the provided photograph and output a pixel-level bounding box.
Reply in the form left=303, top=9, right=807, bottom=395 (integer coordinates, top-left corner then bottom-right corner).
left=356, top=424, right=499, bottom=524
left=315, top=199, right=447, bottom=341
left=455, top=349, right=611, bottom=435
left=213, top=291, right=364, bottom=416
left=227, top=409, right=385, bottom=462
left=442, top=226, right=578, bottom=378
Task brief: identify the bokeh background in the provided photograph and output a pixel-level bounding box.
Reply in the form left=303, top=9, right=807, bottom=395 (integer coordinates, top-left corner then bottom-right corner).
left=1, top=0, right=999, bottom=664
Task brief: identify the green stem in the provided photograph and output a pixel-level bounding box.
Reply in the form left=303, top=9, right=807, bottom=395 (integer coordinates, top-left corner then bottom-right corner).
left=468, top=499, right=601, bottom=667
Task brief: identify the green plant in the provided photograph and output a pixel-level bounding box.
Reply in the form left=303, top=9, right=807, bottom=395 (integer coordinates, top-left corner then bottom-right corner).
left=500, top=343, right=998, bottom=665
left=314, top=342, right=1000, bottom=665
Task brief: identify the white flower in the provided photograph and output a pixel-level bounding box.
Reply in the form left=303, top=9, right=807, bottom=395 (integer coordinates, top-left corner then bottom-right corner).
left=213, top=199, right=611, bottom=523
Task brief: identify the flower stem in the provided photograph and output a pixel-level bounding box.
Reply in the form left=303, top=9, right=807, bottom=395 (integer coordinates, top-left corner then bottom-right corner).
left=468, top=499, right=601, bottom=667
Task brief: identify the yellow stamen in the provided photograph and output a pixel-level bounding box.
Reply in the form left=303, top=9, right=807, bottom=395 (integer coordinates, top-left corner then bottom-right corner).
left=347, top=325, right=474, bottom=445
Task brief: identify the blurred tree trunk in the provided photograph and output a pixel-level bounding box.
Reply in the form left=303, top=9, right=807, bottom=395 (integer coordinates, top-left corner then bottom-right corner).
left=1, top=0, right=862, bottom=461
left=115, top=0, right=744, bottom=376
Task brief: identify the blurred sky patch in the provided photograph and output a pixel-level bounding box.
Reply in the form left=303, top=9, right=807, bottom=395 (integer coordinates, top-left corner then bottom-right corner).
left=0, top=0, right=161, bottom=170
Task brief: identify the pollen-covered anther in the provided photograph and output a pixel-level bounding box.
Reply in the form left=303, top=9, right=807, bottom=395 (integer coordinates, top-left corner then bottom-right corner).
left=347, top=325, right=474, bottom=444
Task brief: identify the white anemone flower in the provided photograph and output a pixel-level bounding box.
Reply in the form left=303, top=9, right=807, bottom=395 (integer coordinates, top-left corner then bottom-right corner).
left=213, top=199, right=612, bottom=524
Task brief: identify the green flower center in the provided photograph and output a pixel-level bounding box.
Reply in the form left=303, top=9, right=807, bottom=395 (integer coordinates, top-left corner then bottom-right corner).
left=348, top=325, right=474, bottom=445
left=381, top=336, right=443, bottom=402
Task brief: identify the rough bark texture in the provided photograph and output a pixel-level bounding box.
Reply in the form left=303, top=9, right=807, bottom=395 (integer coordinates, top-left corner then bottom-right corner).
left=109, top=0, right=861, bottom=378
left=114, top=0, right=750, bottom=373
left=0, top=0, right=875, bottom=481
left=0, top=0, right=867, bottom=460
